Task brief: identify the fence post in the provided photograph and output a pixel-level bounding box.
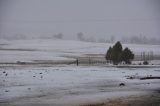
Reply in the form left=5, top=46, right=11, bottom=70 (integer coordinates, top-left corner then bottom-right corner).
left=89, top=57, right=91, bottom=65
left=76, top=59, right=79, bottom=66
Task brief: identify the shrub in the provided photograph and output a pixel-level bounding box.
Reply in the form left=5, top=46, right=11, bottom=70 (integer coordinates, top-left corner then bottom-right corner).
left=143, top=61, right=149, bottom=65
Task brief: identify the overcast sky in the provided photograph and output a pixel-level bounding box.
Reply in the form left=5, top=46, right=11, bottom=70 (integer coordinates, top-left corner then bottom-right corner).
left=0, top=0, right=160, bottom=39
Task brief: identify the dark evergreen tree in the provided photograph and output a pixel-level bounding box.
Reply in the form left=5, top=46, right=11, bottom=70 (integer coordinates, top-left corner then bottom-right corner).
left=119, top=47, right=134, bottom=64
left=111, top=41, right=122, bottom=64
left=105, top=46, right=112, bottom=60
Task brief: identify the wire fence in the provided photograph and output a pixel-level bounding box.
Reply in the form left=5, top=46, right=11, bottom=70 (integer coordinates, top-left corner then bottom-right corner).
left=1, top=52, right=160, bottom=66
left=71, top=53, right=160, bottom=66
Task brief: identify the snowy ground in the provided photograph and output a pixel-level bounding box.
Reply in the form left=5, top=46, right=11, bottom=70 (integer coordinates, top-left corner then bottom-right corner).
left=0, top=39, right=160, bottom=105
left=0, top=66, right=160, bottom=106
left=0, top=39, right=160, bottom=63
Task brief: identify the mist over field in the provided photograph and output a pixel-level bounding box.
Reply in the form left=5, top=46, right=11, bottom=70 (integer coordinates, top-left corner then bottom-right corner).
left=0, top=0, right=160, bottom=106
left=0, top=0, right=160, bottom=44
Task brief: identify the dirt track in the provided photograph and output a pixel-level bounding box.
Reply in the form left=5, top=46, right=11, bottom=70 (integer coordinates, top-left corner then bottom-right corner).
left=81, top=92, right=160, bottom=106
left=1, top=92, right=159, bottom=106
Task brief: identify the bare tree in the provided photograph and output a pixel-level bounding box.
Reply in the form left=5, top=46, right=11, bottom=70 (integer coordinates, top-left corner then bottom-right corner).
left=77, top=32, right=84, bottom=41
left=53, top=33, right=63, bottom=39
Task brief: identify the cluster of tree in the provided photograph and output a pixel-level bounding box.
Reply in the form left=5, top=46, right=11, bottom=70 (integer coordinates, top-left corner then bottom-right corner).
left=53, top=33, right=63, bottom=39
left=98, top=36, right=115, bottom=43
left=77, top=32, right=96, bottom=42
left=121, top=35, right=160, bottom=45
left=105, top=41, right=134, bottom=65
left=0, top=34, right=27, bottom=40
left=76, top=32, right=160, bottom=45
left=0, top=33, right=64, bottom=40
left=1, top=32, right=159, bottom=45
left=77, top=32, right=85, bottom=41
left=77, top=32, right=115, bottom=43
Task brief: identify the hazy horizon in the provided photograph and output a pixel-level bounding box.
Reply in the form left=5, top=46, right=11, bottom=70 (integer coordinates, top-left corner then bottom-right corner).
left=0, top=0, right=160, bottom=40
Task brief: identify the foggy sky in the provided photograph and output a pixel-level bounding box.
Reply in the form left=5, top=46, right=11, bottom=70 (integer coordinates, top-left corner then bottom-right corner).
left=0, top=0, right=160, bottom=39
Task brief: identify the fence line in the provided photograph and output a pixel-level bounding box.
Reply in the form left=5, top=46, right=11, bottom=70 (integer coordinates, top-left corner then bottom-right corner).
left=1, top=53, right=159, bottom=66
left=73, top=53, right=160, bottom=66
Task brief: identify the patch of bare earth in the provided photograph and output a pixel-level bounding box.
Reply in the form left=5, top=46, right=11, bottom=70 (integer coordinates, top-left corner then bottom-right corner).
left=80, top=93, right=160, bottom=106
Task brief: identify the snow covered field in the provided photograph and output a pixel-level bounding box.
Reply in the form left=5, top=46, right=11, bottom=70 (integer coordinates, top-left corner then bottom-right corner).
left=0, top=66, right=160, bottom=106
left=0, top=39, right=160, bottom=106
left=0, top=39, right=160, bottom=63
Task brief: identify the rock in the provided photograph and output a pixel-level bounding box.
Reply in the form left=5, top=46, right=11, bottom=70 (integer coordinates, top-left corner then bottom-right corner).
left=119, top=83, right=125, bottom=86
left=28, top=88, right=31, bottom=90
left=5, top=90, right=9, bottom=92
